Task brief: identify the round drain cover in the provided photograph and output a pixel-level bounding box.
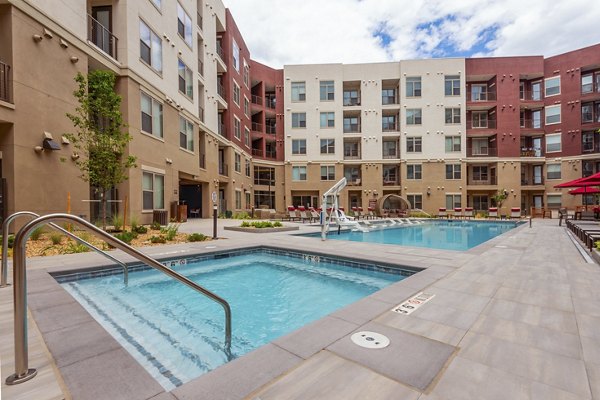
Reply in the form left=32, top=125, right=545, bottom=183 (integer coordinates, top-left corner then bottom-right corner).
left=350, top=331, right=390, bottom=349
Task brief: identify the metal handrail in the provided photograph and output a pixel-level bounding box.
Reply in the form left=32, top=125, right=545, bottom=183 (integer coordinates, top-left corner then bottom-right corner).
left=6, top=213, right=232, bottom=385
left=1, top=212, right=128, bottom=287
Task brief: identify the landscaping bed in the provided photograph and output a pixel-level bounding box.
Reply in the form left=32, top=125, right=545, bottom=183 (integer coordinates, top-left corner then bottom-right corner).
left=224, top=220, right=299, bottom=233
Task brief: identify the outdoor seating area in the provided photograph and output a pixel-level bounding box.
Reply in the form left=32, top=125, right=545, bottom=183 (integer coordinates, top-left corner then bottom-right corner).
left=565, top=219, right=600, bottom=251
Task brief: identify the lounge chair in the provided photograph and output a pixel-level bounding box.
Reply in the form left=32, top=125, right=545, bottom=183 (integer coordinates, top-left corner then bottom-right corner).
left=580, top=211, right=596, bottom=221
left=454, top=208, right=463, bottom=219
left=357, top=207, right=366, bottom=219
left=309, top=207, right=320, bottom=222
left=464, top=207, right=473, bottom=219
left=438, top=208, right=447, bottom=218
left=287, top=206, right=300, bottom=221
left=367, top=207, right=377, bottom=219
left=488, top=207, right=498, bottom=219
left=510, top=207, right=521, bottom=219
left=297, top=206, right=312, bottom=223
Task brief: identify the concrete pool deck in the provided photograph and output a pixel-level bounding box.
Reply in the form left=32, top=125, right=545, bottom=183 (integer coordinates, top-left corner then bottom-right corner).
left=1, top=218, right=599, bottom=399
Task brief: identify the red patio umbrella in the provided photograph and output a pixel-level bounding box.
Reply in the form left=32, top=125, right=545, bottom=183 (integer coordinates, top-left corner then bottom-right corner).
left=568, top=187, right=600, bottom=195
left=555, top=172, right=600, bottom=207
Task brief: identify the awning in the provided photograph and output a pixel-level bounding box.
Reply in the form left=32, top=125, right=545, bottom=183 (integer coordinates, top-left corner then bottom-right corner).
left=569, top=187, right=600, bottom=195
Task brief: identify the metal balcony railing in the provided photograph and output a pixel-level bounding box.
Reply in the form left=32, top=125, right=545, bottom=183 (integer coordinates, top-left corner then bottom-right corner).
left=466, top=146, right=498, bottom=157
left=382, top=123, right=399, bottom=132
left=343, top=123, right=361, bottom=133
left=198, top=59, right=204, bottom=77
left=520, top=147, right=543, bottom=157
left=251, top=122, right=263, bottom=132
left=343, top=97, right=361, bottom=106
left=519, top=89, right=542, bottom=102
left=0, top=61, right=10, bottom=103
left=467, top=177, right=498, bottom=185
left=343, top=149, right=361, bottom=160
left=251, top=95, right=262, bottom=105
left=87, top=14, right=118, bottom=60
left=521, top=176, right=545, bottom=185
left=216, top=42, right=225, bottom=61
left=219, top=163, right=228, bottom=176
left=265, top=125, right=276, bottom=134
left=466, top=119, right=497, bottom=129
left=252, top=148, right=263, bottom=157
left=467, top=90, right=496, bottom=102
left=218, top=123, right=226, bottom=137
left=383, top=151, right=398, bottom=159
left=198, top=106, right=204, bottom=122
left=346, top=178, right=362, bottom=186
left=382, top=95, right=398, bottom=105
left=520, top=118, right=543, bottom=129
left=265, top=150, right=277, bottom=159
left=199, top=153, right=206, bottom=169
left=265, top=97, right=276, bottom=109
left=217, top=83, right=225, bottom=99
left=197, top=12, right=203, bottom=29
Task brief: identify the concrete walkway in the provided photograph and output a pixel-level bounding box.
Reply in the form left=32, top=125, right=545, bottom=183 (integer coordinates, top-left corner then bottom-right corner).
left=1, top=218, right=599, bottom=400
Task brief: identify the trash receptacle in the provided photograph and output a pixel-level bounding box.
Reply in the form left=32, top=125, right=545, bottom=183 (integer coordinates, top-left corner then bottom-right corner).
left=225, top=210, right=233, bottom=218
left=152, top=209, right=168, bottom=225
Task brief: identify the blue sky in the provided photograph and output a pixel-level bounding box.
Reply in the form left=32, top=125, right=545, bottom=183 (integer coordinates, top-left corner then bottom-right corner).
left=226, top=0, right=600, bottom=68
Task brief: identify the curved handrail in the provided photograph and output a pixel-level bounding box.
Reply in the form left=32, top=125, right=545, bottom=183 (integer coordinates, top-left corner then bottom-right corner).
left=6, top=213, right=232, bottom=385
left=1, top=211, right=128, bottom=287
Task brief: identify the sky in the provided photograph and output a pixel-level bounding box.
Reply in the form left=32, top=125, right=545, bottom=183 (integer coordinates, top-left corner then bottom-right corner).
left=225, top=0, right=600, bottom=68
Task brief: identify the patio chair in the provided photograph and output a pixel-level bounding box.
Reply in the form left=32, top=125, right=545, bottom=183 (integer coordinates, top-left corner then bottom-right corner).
left=558, top=208, right=573, bottom=226
left=510, top=207, right=521, bottom=219
left=367, top=207, right=376, bottom=219
left=580, top=211, right=596, bottom=221
left=286, top=206, right=300, bottom=221
left=310, top=207, right=321, bottom=222
left=464, top=207, right=473, bottom=219
left=297, top=206, right=311, bottom=223
left=454, top=208, right=463, bottom=219
left=488, top=207, right=498, bottom=218
left=352, top=207, right=360, bottom=220
left=438, top=208, right=447, bottom=218
left=357, top=207, right=366, bottom=219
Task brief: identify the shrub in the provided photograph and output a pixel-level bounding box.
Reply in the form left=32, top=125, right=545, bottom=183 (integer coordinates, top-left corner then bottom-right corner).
left=273, top=221, right=283, bottom=227
left=150, top=235, right=166, bottom=244
left=408, top=211, right=431, bottom=218
left=233, top=212, right=251, bottom=219
left=111, top=214, right=124, bottom=231
left=49, top=232, right=63, bottom=245
left=30, top=226, right=45, bottom=241
left=1, top=235, right=15, bottom=249
left=77, top=231, right=94, bottom=243
left=133, top=225, right=148, bottom=234
left=151, top=221, right=161, bottom=230
left=188, top=233, right=208, bottom=242
left=160, top=223, right=180, bottom=241
left=114, top=231, right=136, bottom=245
left=130, top=215, right=139, bottom=231
left=240, top=221, right=251, bottom=228
left=241, top=221, right=284, bottom=229
left=62, top=241, right=91, bottom=254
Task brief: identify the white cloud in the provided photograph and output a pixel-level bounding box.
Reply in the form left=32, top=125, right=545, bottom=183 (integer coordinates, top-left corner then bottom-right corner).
left=225, top=0, right=600, bottom=68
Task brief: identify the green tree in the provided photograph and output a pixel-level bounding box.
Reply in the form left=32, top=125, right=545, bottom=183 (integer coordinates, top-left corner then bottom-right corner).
left=66, top=71, right=136, bottom=229
left=491, top=188, right=508, bottom=209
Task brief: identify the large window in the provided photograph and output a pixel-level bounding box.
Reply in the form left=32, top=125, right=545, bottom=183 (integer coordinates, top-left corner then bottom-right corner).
left=472, top=166, right=488, bottom=181
left=178, top=59, right=193, bottom=98
left=292, top=166, right=307, bottom=181
left=292, top=139, right=306, bottom=155
left=244, top=127, right=250, bottom=147
left=383, top=165, right=398, bottom=184
left=407, top=164, right=422, bottom=180
left=582, top=74, right=594, bottom=94
left=179, top=116, right=194, bottom=150
left=531, top=81, right=542, bottom=101
left=140, top=20, right=162, bottom=72
left=320, top=80, right=335, bottom=101
left=445, top=107, right=461, bottom=124
left=406, top=77, right=421, bottom=97
left=472, top=111, right=489, bottom=128
left=233, top=82, right=240, bottom=106
left=234, top=153, right=241, bottom=173
left=382, top=140, right=398, bottom=158
left=176, top=3, right=192, bottom=47
left=234, top=117, right=241, bottom=139
left=142, top=171, right=164, bottom=210
left=445, top=136, right=461, bottom=152
left=445, top=75, right=460, bottom=96
left=141, top=91, right=163, bottom=138
left=406, top=137, right=422, bottom=153
left=382, top=115, right=397, bottom=131
left=472, top=195, right=489, bottom=211
left=472, top=138, right=489, bottom=155
left=446, top=194, right=461, bottom=210
left=320, top=112, right=335, bottom=128
left=406, top=108, right=422, bottom=125
left=545, top=77, right=560, bottom=97
left=546, top=133, right=562, bottom=153
left=235, top=190, right=242, bottom=209
left=546, top=164, right=561, bottom=180
left=382, top=88, right=397, bottom=104
left=445, top=164, right=461, bottom=180
left=343, top=90, right=360, bottom=106
left=321, top=165, right=335, bottom=181
left=291, top=82, right=306, bottom=102
left=547, top=194, right=562, bottom=209
left=254, top=166, right=275, bottom=185
left=532, top=109, right=542, bottom=128
left=545, top=105, right=561, bottom=125
left=245, top=159, right=251, bottom=177
left=343, top=116, right=360, bottom=133
left=407, top=194, right=422, bottom=210
left=232, top=38, right=240, bottom=71
left=320, top=139, right=335, bottom=154
left=292, top=112, right=306, bottom=128
left=254, top=191, right=275, bottom=209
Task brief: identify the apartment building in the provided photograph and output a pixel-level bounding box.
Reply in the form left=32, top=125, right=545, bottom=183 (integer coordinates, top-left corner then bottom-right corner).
left=0, top=0, right=598, bottom=223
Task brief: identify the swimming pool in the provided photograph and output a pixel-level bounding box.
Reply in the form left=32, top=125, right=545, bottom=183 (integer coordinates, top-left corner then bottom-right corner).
left=306, top=220, right=520, bottom=251
left=56, top=248, right=411, bottom=390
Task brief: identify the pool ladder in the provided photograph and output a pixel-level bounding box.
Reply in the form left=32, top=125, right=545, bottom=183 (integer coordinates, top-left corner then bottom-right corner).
left=2, top=213, right=232, bottom=385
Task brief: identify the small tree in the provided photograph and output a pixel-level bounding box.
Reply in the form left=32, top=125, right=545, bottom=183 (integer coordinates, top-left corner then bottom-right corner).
left=491, top=188, right=508, bottom=208
left=66, top=71, right=136, bottom=229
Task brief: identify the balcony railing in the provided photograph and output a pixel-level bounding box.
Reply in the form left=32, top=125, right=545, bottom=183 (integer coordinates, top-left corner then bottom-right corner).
left=343, top=97, right=361, bottom=106
left=219, top=163, right=228, bottom=176
left=199, top=153, right=206, bottom=169
left=467, top=177, right=498, bottom=185
left=583, top=141, right=600, bottom=153
left=383, top=151, right=398, bottom=159
left=88, top=14, right=118, bottom=60
left=519, top=89, right=542, bottom=102
left=198, top=106, right=204, bottom=122
left=343, top=123, right=361, bottom=133
left=252, top=122, right=263, bottom=132
left=467, top=90, right=496, bottom=102
left=466, top=119, right=497, bottom=129
left=251, top=95, right=262, bottom=105
left=520, top=118, right=543, bottom=129
left=382, top=95, right=398, bottom=105
left=383, top=178, right=399, bottom=186
left=265, top=150, right=277, bottom=159
left=265, top=125, right=276, bottom=134
left=466, top=147, right=498, bottom=157
left=217, top=82, right=225, bottom=99
left=252, top=148, right=263, bottom=157
left=218, top=123, right=226, bottom=137
left=198, top=59, right=204, bottom=77
left=343, top=149, right=361, bottom=160
left=382, top=123, right=399, bottom=132
left=520, top=147, right=543, bottom=157
left=216, top=42, right=225, bottom=61
left=521, top=176, right=544, bottom=185
left=0, top=61, right=10, bottom=103
left=265, top=97, right=276, bottom=109
left=346, top=178, right=362, bottom=186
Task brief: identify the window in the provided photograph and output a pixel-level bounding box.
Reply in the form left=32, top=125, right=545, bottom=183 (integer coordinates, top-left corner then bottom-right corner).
left=291, top=113, right=306, bottom=128
left=532, top=109, right=542, bottom=128
left=140, top=20, right=162, bottom=72
left=531, top=81, right=542, bottom=101
left=445, top=136, right=461, bottom=152
left=546, top=164, right=561, bottom=180
left=547, top=194, right=562, bottom=209
left=545, top=105, right=561, bottom=125
left=177, top=116, right=194, bottom=151
left=292, top=166, right=307, bottom=181
left=291, top=82, right=306, bottom=102
left=244, top=127, right=250, bottom=147
left=235, top=190, right=242, bottom=209
left=244, top=97, right=249, bottom=116
left=406, top=77, right=422, bottom=97
left=245, top=192, right=251, bottom=209
left=445, top=107, right=461, bottom=124
left=234, top=117, right=241, bottom=139
left=583, top=131, right=595, bottom=152
left=344, top=141, right=360, bottom=158
left=320, top=139, right=335, bottom=154
left=382, top=140, right=397, bottom=158
left=243, top=61, right=249, bottom=87
left=406, top=108, right=422, bottom=125
left=445, top=75, right=460, bottom=96
left=292, top=139, right=306, bottom=155
left=245, top=159, right=251, bottom=177
left=255, top=190, right=275, bottom=208
left=343, top=116, right=360, bottom=133
left=407, top=194, right=422, bottom=210
left=343, top=90, right=360, bottom=106
left=545, top=76, right=560, bottom=96
left=472, top=166, right=488, bottom=181
left=470, top=84, right=489, bottom=101
left=176, top=3, right=192, bottom=47
left=383, top=165, right=398, bottom=184
left=472, top=111, right=489, bottom=128
left=582, top=74, right=594, bottom=94
left=234, top=153, right=241, bottom=173
left=472, top=138, right=489, bottom=155
left=233, top=82, right=240, bottom=106
left=178, top=59, right=193, bottom=98
left=320, top=80, right=335, bottom=101
left=406, top=137, right=422, bottom=153
left=472, top=194, right=489, bottom=211
left=582, top=103, right=594, bottom=123
left=320, top=112, right=335, bottom=128
left=445, top=194, right=461, bottom=210
left=546, top=133, right=561, bottom=153
left=407, top=164, right=422, bottom=180
left=254, top=166, right=275, bottom=185
left=445, top=164, right=461, bottom=180
left=142, top=171, right=164, bottom=210
left=232, top=38, right=240, bottom=71
left=382, top=115, right=397, bottom=131
left=382, top=88, right=397, bottom=105
left=141, top=92, right=163, bottom=138
left=321, top=166, right=335, bottom=181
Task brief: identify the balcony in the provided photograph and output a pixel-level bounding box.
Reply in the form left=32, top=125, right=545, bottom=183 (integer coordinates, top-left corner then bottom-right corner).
left=519, top=89, right=543, bottom=102
left=343, top=147, right=361, bottom=160
left=343, top=96, right=361, bottom=107
left=0, top=61, right=10, bottom=103
left=467, top=177, right=498, bottom=186
left=251, top=95, right=262, bottom=105
left=382, top=95, right=398, bottom=105
left=218, top=123, right=226, bottom=137
left=520, top=176, right=544, bottom=186
left=467, top=147, right=498, bottom=157
left=520, top=147, right=543, bottom=157
left=346, top=178, right=362, bottom=186
left=198, top=106, right=204, bottom=123
left=219, top=163, right=228, bottom=176
left=520, top=118, right=543, bottom=130
left=199, top=153, right=206, bottom=169
left=216, top=41, right=225, bottom=62
left=383, top=149, right=398, bottom=159
left=87, top=14, right=118, bottom=60
left=252, top=148, right=263, bottom=157
left=467, top=90, right=496, bottom=102
left=217, top=82, right=226, bottom=99
left=252, top=122, right=263, bottom=132
left=198, top=59, right=204, bottom=77
left=466, top=119, right=497, bottom=130
left=382, top=123, right=399, bottom=132
left=343, top=122, right=361, bottom=134
left=265, top=125, right=276, bottom=135
left=265, top=96, right=276, bottom=109
left=383, top=178, right=399, bottom=186
left=265, top=150, right=277, bottom=159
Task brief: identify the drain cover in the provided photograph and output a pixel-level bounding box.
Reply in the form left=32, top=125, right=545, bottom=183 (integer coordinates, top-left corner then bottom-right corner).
left=351, top=331, right=390, bottom=349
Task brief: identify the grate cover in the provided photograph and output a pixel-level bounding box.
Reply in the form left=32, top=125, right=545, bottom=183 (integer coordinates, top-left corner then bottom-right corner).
left=350, top=331, right=390, bottom=349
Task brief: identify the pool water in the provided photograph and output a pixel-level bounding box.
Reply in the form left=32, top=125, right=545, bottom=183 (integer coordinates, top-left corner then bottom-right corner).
left=59, top=250, right=407, bottom=390
left=310, top=220, right=519, bottom=251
